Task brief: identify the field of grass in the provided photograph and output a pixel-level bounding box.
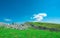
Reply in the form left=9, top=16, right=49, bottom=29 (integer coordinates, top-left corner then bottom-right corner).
left=28, top=22, right=60, bottom=29
left=0, top=27, right=60, bottom=38
left=0, top=22, right=60, bottom=38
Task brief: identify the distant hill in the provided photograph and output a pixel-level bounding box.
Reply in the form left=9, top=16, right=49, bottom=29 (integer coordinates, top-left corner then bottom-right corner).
left=24, top=22, right=60, bottom=31
left=0, top=22, right=60, bottom=31
left=26, top=22, right=60, bottom=29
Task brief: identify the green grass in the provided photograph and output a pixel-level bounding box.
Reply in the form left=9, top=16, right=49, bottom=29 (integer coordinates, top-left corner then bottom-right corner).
left=0, top=28, right=60, bottom=38
left=0, top=22, right=60, bottom=38
left=28, top=22, right=60, bottom=29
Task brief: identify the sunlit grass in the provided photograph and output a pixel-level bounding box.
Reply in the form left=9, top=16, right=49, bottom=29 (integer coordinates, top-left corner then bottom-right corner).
left=29, top=22, right=60, bottom=29
left=0, top=28, right=60, bottom=38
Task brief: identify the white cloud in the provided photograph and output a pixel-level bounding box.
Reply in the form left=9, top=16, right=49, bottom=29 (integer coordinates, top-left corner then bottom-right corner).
left=31, top=13, right=47, bottom=22
left=4, top=18, right=11, bottom=22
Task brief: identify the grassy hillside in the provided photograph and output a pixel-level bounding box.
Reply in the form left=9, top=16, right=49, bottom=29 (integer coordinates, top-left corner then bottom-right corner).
left=28, top=22, right=60, bottom=29
left=0, top=27, right=60, bottom=38
left=0, top=22, right=60, bottom=38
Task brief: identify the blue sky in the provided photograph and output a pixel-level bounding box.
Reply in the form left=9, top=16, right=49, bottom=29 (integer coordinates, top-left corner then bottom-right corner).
left=0, top=0, right=60, bottom=23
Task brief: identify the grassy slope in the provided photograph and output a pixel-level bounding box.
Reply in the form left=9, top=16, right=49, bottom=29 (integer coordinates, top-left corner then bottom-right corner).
left=28, top=22, right=60, bottom=29
left=0, top=22, right=60, bottom=38
left=0, top=27, right=60, bottom=38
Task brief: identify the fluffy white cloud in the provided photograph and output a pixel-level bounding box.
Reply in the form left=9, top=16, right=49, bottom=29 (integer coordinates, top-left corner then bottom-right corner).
left=31, top=13, right=47, bottom=22
left=4, top=18, right=11, bottom=21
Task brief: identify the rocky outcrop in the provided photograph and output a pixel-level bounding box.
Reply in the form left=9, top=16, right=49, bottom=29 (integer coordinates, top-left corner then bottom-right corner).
left=0, top=22, right=30, bottom=30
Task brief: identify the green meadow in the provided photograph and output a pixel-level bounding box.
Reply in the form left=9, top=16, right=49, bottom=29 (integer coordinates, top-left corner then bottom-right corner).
left=29, top=22, right=60, bottom=29
left=0, top=22, right=60, bottom=38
